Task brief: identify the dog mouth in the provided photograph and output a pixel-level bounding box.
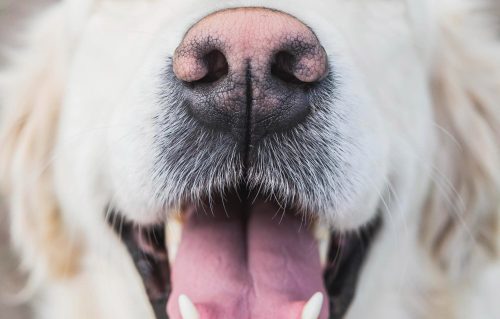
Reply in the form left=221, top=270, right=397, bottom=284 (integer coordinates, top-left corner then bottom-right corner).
left=109, top=187, right=380, bottom=319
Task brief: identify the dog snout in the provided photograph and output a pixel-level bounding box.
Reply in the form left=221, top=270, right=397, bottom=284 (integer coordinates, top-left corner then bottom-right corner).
left=172, top=7, right=328, bottom=144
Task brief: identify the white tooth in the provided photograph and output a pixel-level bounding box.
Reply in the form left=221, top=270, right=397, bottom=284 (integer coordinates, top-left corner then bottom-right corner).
left=166, top=215, right=183, bottom=263
left=178, top=294, right=200, bottom=319
left=301, top=292, right=324, bottom=319
left=314, top=223, right=330, bottom=267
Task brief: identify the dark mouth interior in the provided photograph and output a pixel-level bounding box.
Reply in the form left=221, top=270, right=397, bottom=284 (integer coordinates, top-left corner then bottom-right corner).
left=112, top=221, right=170, bottom=318
left=108, top=193, right=380, bottom=319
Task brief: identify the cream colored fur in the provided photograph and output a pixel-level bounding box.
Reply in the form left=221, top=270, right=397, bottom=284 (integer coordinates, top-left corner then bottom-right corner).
left=1, top=0, right=499, bottom=318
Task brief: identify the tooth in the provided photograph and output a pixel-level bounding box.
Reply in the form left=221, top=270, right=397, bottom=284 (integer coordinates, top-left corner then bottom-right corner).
left=178, top=294, right=200, bottom=319
left=314, top=223, right=330, bottom=267
left=167, top=215, right=183, bottom=263
left=301, top=292, right=324, bottom=319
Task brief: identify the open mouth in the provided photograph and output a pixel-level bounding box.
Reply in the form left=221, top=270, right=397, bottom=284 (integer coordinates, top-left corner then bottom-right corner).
left=108, top=187, right=380, bottom=319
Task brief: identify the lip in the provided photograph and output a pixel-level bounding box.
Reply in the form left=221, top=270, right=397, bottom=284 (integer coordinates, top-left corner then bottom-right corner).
left=108, top=193, right=380, bottom=319
left=109, top=219, right=170, bottom=318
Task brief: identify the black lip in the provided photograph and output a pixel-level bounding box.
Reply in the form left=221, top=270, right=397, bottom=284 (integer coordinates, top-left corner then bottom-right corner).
left=107, top=210, right=381, bottom=319
left=108, top=214, right=169, bottom=319
left=325, top=215, right=382, bottom=318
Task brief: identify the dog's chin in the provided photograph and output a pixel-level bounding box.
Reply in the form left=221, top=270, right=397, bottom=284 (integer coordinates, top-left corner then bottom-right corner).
left=108, top=187, right=380, bottom=319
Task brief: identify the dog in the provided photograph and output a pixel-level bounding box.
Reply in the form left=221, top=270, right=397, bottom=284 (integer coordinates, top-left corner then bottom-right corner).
left=1, top=0, right=500, bottom=318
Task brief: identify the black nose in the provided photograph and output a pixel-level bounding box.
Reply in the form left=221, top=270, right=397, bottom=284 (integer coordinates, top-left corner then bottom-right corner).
left=172, top=8, right=328, bottom=146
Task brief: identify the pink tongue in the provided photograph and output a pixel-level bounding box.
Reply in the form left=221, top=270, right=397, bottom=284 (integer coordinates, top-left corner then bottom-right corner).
left=166, top=199, right=328, bottom=319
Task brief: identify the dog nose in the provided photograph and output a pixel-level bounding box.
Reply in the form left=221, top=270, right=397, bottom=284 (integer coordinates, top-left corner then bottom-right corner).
left=172, top=8, right=328, bottom=145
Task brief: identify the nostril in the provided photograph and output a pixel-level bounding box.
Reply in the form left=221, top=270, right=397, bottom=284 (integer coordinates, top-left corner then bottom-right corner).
left=195, top=50, right=228, bottom=84
left=272, top=40, right=329, bottom=84
left=271, top=51, right=304, bottom=85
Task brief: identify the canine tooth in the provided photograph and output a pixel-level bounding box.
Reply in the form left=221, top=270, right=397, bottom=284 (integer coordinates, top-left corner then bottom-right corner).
left=301, top=292, right=323, bottom=319
left=167, top=216, right=183, bottom=263
left=314, top=223, right=330, bottom=267
left=178, top=294, right=200, bottom=319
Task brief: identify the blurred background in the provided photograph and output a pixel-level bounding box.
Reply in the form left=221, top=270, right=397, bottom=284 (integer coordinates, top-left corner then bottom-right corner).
left=0, top=2, right=55, bottom=318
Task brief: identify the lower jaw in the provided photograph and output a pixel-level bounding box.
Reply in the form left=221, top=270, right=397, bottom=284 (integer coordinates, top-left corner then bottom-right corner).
left=109, top=192, right=381, bottom=319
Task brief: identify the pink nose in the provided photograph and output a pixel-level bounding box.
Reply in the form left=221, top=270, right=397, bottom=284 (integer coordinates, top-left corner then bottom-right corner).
left=172, top=8, right=328, bottom=144
left=173, top=8, right=328, bottom=83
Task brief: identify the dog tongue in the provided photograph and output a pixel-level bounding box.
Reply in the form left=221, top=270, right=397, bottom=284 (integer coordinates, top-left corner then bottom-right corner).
left=166, top=198, right=328, bottom=319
